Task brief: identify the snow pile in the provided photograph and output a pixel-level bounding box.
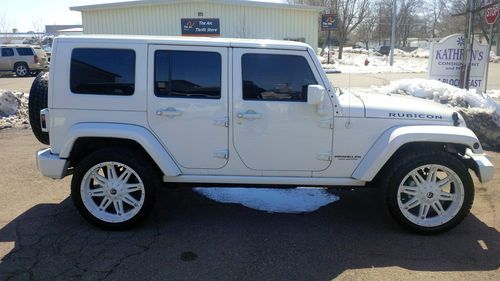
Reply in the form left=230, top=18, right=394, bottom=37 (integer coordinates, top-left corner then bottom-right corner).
left=195, top=187, right=339, bottom=213
left=373, top=79, right=500, bottom=149
left=410, top=48, right=430, bottom=58
left=490, top=51, right=500, bottom=63
left=0, top=90, right=29, bottom=129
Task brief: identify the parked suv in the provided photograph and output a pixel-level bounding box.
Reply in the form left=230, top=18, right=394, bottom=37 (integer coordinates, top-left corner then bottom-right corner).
left=0, top=45, right=49, bottom=77
left=30, top=35, right=494, bottom=233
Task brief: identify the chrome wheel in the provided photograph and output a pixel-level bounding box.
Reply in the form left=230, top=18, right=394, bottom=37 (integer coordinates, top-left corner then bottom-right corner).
left=397, top=164, right=465, bottom=228
left=16, top=65, right=28, bottom=77
left=80, top=161, right=145, bottom=223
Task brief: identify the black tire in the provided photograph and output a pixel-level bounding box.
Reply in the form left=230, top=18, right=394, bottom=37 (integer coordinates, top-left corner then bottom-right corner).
left=28, top=72, right=49, bottom=145
left=14, top=62, right=30, bottom=77
left=383, top=150, right=474, bottom=234
left=71, top=147, right=160, bottom=230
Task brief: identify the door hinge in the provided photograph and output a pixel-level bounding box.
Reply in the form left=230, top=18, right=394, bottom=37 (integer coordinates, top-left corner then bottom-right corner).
left=214, top=117, right=229, bottom=127
left=213, top=149, right=229, bottom=159
left=317, top=152, right=332, bottom=161
left=319, top=118, right=334, bottom=129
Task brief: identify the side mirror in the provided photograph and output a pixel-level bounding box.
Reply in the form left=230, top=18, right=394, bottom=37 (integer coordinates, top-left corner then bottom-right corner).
left=307, top=85, right=325, bottom=105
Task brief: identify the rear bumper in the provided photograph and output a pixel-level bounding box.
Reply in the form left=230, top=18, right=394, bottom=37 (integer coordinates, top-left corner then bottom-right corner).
left=36, top=148, right=69, bottom=179
left=466, top=150, right=495, bottom=183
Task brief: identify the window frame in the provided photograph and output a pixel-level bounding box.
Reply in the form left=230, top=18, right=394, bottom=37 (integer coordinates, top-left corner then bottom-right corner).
left=240, top=53, right=318, bottom=103
left=69, top=48, right=137, bottom=96
left=153, top=50, right=222, bottom=100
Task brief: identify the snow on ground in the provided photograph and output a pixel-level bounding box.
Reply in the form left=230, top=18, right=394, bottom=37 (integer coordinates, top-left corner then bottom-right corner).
left=195, top=187, right=339, bottom=213
left=319, top=52, right=428, bottom=74
left=369, top=78, right=500, bottom=149
left=0, top=90, right=29, bottom=129
left=321, top=48, right=499, bottom=74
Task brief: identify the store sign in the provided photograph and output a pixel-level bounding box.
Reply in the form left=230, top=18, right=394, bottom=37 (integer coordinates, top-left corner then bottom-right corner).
left=321, top=14, right=338, bottom=30
left=428, top=34, right=488, bottom=88
left=181, top=18, right=220, bottom=36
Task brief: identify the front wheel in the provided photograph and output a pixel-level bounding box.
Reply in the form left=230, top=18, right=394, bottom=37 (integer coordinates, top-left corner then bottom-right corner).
left=71, top=148, right=159, bottom=230
left=384, top=151, right=474, bottom=234
left=14, top=63, right=29, bottom=77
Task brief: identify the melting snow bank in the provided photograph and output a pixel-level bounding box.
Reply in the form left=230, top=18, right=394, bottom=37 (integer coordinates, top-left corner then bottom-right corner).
left=195, top=187, right=339, bottom=213
left=0, top=90, right=29, bottom=130
left=371, top=79, right=500, bottom=150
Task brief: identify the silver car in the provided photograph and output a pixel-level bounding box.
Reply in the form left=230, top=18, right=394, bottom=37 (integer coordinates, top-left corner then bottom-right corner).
left=0, top=45, right=49, bottom=77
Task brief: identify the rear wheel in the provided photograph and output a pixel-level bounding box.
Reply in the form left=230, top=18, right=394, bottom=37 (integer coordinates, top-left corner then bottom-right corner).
left=384, top=150, right=474, bottom=234
left=14, top=63, right=29, bottom=77
left=71, top=148, right=159, bottom=230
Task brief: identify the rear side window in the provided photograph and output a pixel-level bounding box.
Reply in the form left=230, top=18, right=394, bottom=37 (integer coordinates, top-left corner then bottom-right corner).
left=70, top=48, right=136, bottom=96
left=1, top=48, right=14, bottom=57
left=242, top=54, right=317, bottom=101
left=154, top=50, right=221, bottom=99
left=16, top=48, right=34, bottom=56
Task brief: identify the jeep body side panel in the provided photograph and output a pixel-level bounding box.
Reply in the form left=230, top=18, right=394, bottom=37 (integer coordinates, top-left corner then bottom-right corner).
left=352, top=125, right=483, bottom=181
left=231, top=48, right=335, bottom=172
left=59, top=123, right=181, bottom=177
left=146, top=44, right=230, bottom=170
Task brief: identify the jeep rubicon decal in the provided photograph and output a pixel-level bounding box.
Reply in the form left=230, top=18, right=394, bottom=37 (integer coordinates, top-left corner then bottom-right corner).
left=389, top=113, right=444, bottom=119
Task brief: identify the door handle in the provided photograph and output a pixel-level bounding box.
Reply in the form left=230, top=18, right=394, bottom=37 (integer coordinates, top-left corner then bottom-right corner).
left=237, top=110, right=262, bottom=120
left=156, top=107, right=182, bottom=117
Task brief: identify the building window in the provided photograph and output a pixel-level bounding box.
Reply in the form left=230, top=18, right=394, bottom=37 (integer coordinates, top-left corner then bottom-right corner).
left=70, top=48, right=136, bottom=96
left=155, top=50, right=221, bottom=99
left=242, top=54, right=316, bottom=101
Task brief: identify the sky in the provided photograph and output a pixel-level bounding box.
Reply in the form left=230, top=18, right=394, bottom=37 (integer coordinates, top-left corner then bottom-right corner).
left=0, top=0, right=285, bottom=33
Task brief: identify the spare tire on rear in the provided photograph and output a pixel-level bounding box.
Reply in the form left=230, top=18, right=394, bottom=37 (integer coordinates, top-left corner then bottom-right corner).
left=28, top=72, right=49, bottom=145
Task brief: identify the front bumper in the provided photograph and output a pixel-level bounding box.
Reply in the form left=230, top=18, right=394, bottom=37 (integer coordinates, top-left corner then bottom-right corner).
left=36, top=148, right=69, bottom=179
left=466, top=150, right=495, bottom=183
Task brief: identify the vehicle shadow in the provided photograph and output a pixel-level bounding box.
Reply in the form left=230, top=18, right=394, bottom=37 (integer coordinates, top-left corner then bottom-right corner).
left=0, top=188, right=498, bottom=280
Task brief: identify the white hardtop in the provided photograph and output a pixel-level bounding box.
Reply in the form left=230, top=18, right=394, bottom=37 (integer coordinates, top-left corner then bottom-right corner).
left=55, top=34, right=312, bottom=51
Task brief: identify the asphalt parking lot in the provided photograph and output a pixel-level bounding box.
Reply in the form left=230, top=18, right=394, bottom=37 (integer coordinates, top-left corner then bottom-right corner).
left=0, top=129, right=498, bottom=281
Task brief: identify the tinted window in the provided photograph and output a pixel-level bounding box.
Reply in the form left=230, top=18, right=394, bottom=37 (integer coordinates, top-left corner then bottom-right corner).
left=16, top=48, right=34, bottom=56
left=155, top=50, right=221, bottom=99
left=70, top=48, right=135, bottom=95
left=242, top=54, right=317, bottom=101
left=1, top=48, right=14, bottom=57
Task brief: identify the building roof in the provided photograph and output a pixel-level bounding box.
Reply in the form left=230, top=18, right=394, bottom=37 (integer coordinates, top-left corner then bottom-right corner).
left=56, top=34, right=313, bottom=51
left=70, top=0, right=324, bottom=12
left=45, top=25, right=83, bottom=35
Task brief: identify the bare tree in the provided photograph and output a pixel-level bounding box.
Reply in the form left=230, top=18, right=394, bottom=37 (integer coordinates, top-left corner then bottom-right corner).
left=32, top=18, right=45, bottom=46
left=335, top=0, right=371, bottom=58
left=352, top=15, right=377, bottom=49
left=423, top=0, right=447, bottom=38
left=0, top=12, right=9, bottom=33
left=289, top=0, right=370, bottom=59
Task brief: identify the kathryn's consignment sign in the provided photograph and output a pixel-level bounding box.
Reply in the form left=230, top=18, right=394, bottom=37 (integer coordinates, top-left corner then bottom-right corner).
left=428, top=34, right=488, bottom=88
left=181, top=18, right=220, bottom=36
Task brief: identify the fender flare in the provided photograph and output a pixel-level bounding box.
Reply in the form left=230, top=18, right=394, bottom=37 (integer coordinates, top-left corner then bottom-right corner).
left=352, top=125, right=482, bottom=181
left=59, top=123, right=182, bottom=177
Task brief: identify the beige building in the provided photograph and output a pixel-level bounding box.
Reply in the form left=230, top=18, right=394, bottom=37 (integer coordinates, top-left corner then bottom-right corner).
left=70, top=0, right=322, bottom=50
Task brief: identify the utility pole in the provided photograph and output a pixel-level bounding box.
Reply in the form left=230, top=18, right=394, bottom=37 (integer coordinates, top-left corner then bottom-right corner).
left=390, top=0, right=397, bottom=66
left=379, top=2, right=382, bottom=46
left=459, top=0, right=475, bottom=89
left=497, top=18, right=500, bottom=55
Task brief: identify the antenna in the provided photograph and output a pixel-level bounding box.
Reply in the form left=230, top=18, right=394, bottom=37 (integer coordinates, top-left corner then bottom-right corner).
left=346, top=48, right=352, bottom=128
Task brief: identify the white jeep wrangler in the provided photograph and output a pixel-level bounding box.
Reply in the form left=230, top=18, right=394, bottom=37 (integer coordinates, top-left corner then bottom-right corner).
left=31, top=35, right=494, bottom=233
